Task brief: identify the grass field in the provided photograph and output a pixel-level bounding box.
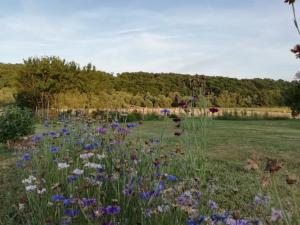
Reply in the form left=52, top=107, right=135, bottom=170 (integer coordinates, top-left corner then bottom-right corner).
left=1, top=119, right=300, bottom=224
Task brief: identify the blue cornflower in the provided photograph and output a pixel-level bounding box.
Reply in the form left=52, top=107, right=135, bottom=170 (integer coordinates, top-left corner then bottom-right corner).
left=102, top=205, right=121, bottom=215
left=187, top=218, right=197, bottom=225
left=48, top=131, right=57, bottom=137
left=208, top=200, right=218, bottom=209
left=95, top=206, right=121, bottom=216
left=32, top=134, right=43, bottom=142
left=22, top=153, right=30, bottom=161
left=254, top=195, right=269, bottom=206
left=61, top=128, right=70, bottom=135
left=126, top=123, right=138, bottom=128
left=187, top=216, right=206, bottom=224
left=63, top=198, right=74, bottom=206
left=211, top=212, right=230, bottom=223
left=96, top=127, right=107, bottom=134
left=160, top=109, right=170, bottom=114
left=111, top=122, right=120, bottom=129
left=80, top=198, right=96, bottom=207
left=140, top=191, right=153, bottom=200
left=64, top=208, right=79, bottom=217
left=84, top=144, right=93, bottom=150
left=51, top=194, right=65, bottom=202
left=67, top=175, right=80, bottom=183
left=166, top=175, right=177, bottom=181
left=158, top=181, right=165, bottom=191
left=16, top=162, right=24, bottom=168
left=51, top=146, right=59, bottom=153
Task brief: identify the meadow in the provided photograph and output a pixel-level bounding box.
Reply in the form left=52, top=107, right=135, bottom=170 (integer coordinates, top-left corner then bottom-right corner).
left=0, top=118, right=299, bottom=225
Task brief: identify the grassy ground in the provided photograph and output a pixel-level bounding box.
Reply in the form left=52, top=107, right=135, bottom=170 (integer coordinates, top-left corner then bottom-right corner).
left=130, top=119, right=300, bottom=214
left=1, top=119, right=300, bottom=223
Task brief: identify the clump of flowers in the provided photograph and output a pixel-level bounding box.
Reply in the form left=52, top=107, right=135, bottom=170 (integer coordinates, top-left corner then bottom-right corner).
left=15, top=118, right=273, bottom=225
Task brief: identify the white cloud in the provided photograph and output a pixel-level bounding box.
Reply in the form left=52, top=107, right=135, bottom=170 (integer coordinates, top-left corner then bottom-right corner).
left=0, top=0, right=299, bottom=80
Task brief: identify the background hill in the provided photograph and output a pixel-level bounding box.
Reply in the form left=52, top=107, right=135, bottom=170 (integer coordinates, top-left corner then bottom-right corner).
left=0, top=60, right=293, bottom=109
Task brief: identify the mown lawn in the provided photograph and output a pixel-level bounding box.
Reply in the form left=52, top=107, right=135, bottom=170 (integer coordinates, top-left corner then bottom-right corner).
left=130, top=119, right=300, bottom=214
left=1, top=119, right=300, bottom=222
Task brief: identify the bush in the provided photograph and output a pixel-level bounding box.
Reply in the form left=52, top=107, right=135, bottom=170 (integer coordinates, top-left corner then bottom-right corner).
left=0, top=105, right=35, bottom=143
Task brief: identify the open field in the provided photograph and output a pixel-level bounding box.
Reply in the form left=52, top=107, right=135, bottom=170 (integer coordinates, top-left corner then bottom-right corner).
left=1, top=119, right=300, bottom=224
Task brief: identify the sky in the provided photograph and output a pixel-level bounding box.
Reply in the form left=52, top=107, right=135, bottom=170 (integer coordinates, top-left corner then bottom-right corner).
left=0, top=0, right=300, bottom=80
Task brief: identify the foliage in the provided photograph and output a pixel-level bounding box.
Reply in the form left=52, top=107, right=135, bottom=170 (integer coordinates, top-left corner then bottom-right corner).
left=284, top=81, right=300, bottom=117
left=0, top=105, right=35, bottom=143
left=0, top=58, right=295, bottom=109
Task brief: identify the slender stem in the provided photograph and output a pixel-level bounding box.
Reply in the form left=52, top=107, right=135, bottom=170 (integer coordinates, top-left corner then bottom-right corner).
left=292, top=3, right=300, bottom=35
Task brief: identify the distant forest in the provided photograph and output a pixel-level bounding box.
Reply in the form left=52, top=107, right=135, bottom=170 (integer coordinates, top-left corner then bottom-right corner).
left=0, top=57, right=296, bottom=109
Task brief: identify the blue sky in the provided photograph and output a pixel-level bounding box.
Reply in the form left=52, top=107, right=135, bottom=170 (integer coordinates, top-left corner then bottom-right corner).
left=0, top=0, right=300, bottom=80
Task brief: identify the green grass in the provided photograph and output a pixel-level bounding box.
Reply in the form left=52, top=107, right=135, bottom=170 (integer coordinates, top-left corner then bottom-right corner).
left=1, top=119, right=300, bottom=223
left=130, top=119, right=300, bottom=215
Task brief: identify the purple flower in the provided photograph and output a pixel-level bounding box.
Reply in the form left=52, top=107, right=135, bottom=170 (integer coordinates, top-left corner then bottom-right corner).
left=96, top=205, right=120, bottom=215
left=123, top=179, right=134, bottom=196
left=51, top=194, right=65, bottom=202
left=254, top=195, right=269, bottom=206
left=160, top=109, right=170, bottom=114
left=48, top=131, right=57, bottom=137
left=64, top=208, right=79, bottom=217
left=16, top=162, right=24, bottom=168
left=157, top=181, right=165, bottom=191
left=63, top=198, right=74, bottom=206
left=140, top=191, right=153, bottom=200
left=67, top=175, right=80, bottom=183
left=187, top=218, right=197, bottom=225
left=22, top=153, right=30, bottom=161
left=32, top=134, right=43, bottom=142
left=51, top=146, right=59, bottom=153
left=211, top=212, right=230, bottom=223
left=96, top=127, right=107, bottom=135
left=187, top=216, right=206, bottom=225
left=111, top=122, right=120, bottom=129
left=117, top=127, right=130, bottom=135
left=61, top=128, right=70, bottom=135
left=270, top=208, right=283, bottom=222
left=166, top=175, right=177, bottom=181
left=126, top=123, right=138, bottom=128
left=226, top=219, right=249, bottom=225
left=80, top=198, right=96, bottom=207
left=208, top=200, right=218, bottom=209
left=84, top=144, right=93, bottom=150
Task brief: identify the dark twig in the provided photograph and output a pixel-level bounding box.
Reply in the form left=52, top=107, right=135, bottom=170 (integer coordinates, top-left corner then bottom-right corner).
left=292, top=3, right=300, bottom=35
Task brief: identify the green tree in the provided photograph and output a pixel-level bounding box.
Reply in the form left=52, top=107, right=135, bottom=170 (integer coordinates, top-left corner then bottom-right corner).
left=285, top=81, right=300, bottom=117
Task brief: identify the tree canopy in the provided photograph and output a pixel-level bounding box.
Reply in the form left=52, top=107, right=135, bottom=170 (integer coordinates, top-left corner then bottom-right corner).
left=0, top=57, right=294, bottom=109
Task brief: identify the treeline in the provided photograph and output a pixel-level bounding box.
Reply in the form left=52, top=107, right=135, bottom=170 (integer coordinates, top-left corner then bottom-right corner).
left=0, top=57, right=294, bottom=109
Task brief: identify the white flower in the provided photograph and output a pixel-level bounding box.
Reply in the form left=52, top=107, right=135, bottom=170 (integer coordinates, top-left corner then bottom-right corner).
left=25, top=185, right=37, bottom=192
left=73, top=168, right=84, bottom=175
left=47, top=201, right=54, bottom=206
left=37, top=188, right=46, bottom=194
left=22, top=175, right=36, bottom=184
left=96, top=154, right=106, bottom=160
left=58, top=162, right=70, bottom=169
left=80, top=153, right=94, bottom=159
left=18, top=203, right=25, bottom=210
left=84, top=162, right=103, bottom=169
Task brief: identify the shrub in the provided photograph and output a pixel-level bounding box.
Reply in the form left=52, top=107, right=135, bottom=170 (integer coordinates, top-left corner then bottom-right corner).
left=0, top=105, right=35, bottom=144
left=125, top=112, right=143, bottom=122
